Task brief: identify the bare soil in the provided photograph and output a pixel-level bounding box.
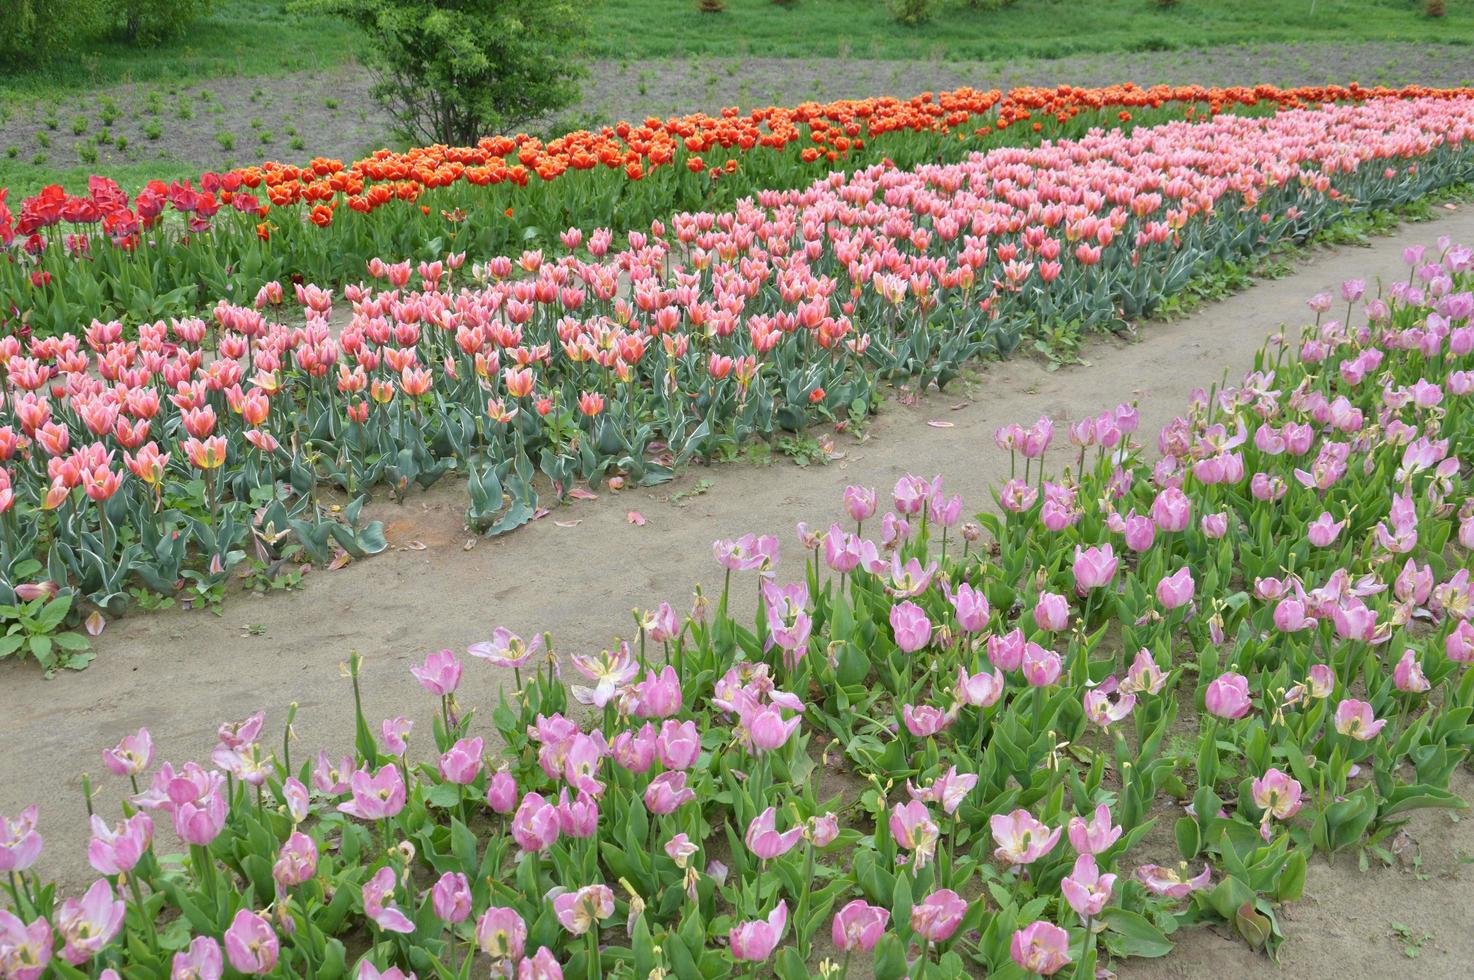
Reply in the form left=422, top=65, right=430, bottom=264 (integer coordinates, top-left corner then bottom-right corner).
left=3, top=206, right=1474, bottom=978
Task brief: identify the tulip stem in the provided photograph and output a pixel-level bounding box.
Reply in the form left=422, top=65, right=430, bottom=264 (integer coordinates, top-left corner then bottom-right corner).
left=126, top=873, right=159, bottom=955
left=585, top=929, right=599, bottom=980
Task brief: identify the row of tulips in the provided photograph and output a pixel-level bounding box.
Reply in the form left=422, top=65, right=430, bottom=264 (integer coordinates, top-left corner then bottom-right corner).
left=3, top=83, right=1472, bottom=334
left=3, top=96, right=1474, bottom=659
left=2, top=245, right=1473, bottom=978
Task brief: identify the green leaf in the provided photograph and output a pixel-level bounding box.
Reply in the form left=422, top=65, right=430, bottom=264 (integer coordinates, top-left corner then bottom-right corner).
left=1099, top=907, right=1175, bottom=957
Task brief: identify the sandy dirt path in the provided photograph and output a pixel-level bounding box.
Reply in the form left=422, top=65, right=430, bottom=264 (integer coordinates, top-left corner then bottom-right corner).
left=4, top=205, right=1474, bottom=977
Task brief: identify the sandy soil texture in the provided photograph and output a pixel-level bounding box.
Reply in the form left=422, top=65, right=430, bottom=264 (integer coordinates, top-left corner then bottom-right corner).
left=3, top=42, right=1472, bottom=185
left=3, top=207, right=1474, bottom=977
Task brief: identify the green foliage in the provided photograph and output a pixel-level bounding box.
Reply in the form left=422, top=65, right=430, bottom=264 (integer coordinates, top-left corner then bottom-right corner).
left=305, top=0, right=593, bottom=145
left=114, top=0, right=219, bottom=44
left=890, top=0, right=932, bottom=24
left=0, top=0, right=100, bottom=64
left=0, top=592, right=94, bottom=673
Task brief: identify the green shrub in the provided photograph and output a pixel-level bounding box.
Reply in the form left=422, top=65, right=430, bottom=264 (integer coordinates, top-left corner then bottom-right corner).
left=303, top=0, right=592, bottom=145
left=113, top=0, right=217, bottom=44
left=890, top=0, right=932, bottom=25
left=0, top=0, right=98, bottom=64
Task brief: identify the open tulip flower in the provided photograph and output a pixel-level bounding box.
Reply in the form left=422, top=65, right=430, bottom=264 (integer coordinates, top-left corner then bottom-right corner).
left=3, top=81, right=1474, bottom=979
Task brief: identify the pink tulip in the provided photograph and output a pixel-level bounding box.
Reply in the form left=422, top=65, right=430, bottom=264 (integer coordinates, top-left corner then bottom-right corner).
left=1062, top=852, right=1116, bottom=919
left=1251, top=768, right=1303, bottom=822
left=1155, top=567, right=1195, bottom=610
left=0, top=910, right=52, bottom=980
left=1072, top=544, right=1117, bottom=592
left=666, top=833, right=700, bottom=867
left=486, top=770, right=519, bottom=813
left=901, top=703, right=953, bottom=737
left=553, top=883, right=614, bottom=935
left=517, top=947, right=564, bottom=980
left=988, top=629, right=1026, bottom=671
left=907, top=766, right=978, bottom=816
left=1135, top=863, right=1212, bottom=898
left=438, top=736, right=484, bottom=785
left=746, top=806, right=803, bottom=860
left=743, top=703, right=801, bottom=753
left=357, top=964, right=414, bottom=980
left=611, top=724, right=657, bottom=773
left=944, top=581, right=990, bottom=632
left=1394, top=649, right=1431, bottom=693
left=556, top=790, right=599, bottom=839
left=1021, top=644, right=1063, bottom=688
left=338, top=765, right=407, bottom=821
left=844, top=485, right=877, bottom=523
left=380, top=716, right=413, bottom=756
left=634, top=665, right=683, bottom=718
left=271, top=831, right=318, bottom=888
left=409, top=648, right=462, bottom=695
left=476, top=906, right=527, bottom=960
left=432, top=872, right=472, bottom=924
left=991, top=808, right=1061, bottom=865
left=102, top=727, right=153, bottom=778
left=363, top=866, right=415, bottom=934
left=1067, top=804, right=1122, bottom=855
left=955, top=665, right=1006, bottom=707
left=1334, top=699, right=1387, bottom=740
left=86, top=812, right=152, bottom=876
left=808, top=812, right=840, bottom=847
left=1204, top=672, right=1251, bottom=719
left=729, top=901, right=788, bottom=962
left=1306, top=512, right=1345, bottom=547
left=0, top=806, right=43, bottom=872
left=1448, top=619, right=1474, bottom=663
left=1033, top=591, right=1070, bottom=631
left=910, top=888, right=967, bottom=943
left=1122, top=513, right=1156, bottom=552
left=170, top=936, right=222, bottom=980
left=57, top=882, right=119, bottom=965
left=223, top=908, right=279, bottom=975
left=644, top=771, right=696, bottom=815
left=468, top=627, right=542, bottom=668
left=1010, top=921, right=1072, bottom=975
left=889, top=800, right=940, bottom=867
left=1120, top=649, right=1167, bottom=696
left=511, top=792, right=561, bottom=851
left=1083, top=686, right=1135, bottom=731
left=1200, top=512, right=1229, bottom=538
left=656, top=719, right=701, bottom=770
left=832, top=899, right=889, bottom=953
left=893, top=473, right=933, bottom=515
left=1273, top=597, right=1314, bottom=632
left=889, top=600, right=933, bottom=653
left=1150, top=486, right=1191, bottom=532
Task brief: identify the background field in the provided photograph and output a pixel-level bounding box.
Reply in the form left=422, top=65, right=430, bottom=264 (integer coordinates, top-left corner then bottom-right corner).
left=0, top=0, right=1468, bottom=198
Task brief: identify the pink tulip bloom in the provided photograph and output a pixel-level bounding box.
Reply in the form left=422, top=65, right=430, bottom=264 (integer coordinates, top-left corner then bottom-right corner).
left=808, top=812, right=840, bottom=847
left=1122, top=513, right=1156, bottom=552
left=357, top=964, right=414, bottom=980
left=641, top=602, right=680, bottom=643
left=561, top=733, right=609, bottom=797
left=0, top=806, right=43, bottom=872
left=170, top=935, right=222, bottom=980
left=172, top=784, right=228, bottom=847
left=432, top=872, right=472, bottom=924
left=1331, top=599, right=1378, bottom=642
left=410, top=648, right=462, bottom=695
left=363, top=866, right=415, bottom=934
left=1200, top=512, right=1229, bottom=538
left=634, top=665, right=683, bottom=718
left=1067, top=804, right=1123, bottom=855
left=666, top=833, right=700, bottom=868
left=517, top=947, right=563, bottom=980
left=1334, top=699, right=1387, bottom=740
left=611, top=724, right=657, bottom=774
left=712, top=533, right=780, bottom=574
left=832, top=899, right=889, bottom=953
left=87, top=812, right=153, bottom=876
left=1135, top=863, right=1211, bottom=898
left=988, top=629, right=1026, bottom=671
left=729, top=901, right=787, bottom=962
left=281, top=777, right=310, bottom=824
left=887, top=555, right=938, bottom=598
left=901, top=703, right=953, bottom=737
left=1083, top=686, right=1135, bottom=731
left=1150, top=487, right=1191, bottom=532
left=1251, top=768, right=1303, bottom=822
left=1273, top=597, right=1314, bottom=633
left=338, top=765, right=407, bottom=821
left=644, top=771, right=696, bottom=815
left=742, top=703, right=801, bottom=753
left=102, top=727, right=153, bottom=778
left=468, top=627, right=542, bottom=668
left=1021, top=644, right=1063, bottom=688
left=844, top=485, right=877, bottom=523
left=1120, top=649, right=1167, bottom=696
left=944, top=580, right=990, bottom=632
left=1447, top=619, right=1474, bottom=663
left=1033, top=591, right=1070, bottom=632
left=1308, top=664, right=1336, bottom=699
left=553, top=883, right=614, bottom=936
left=486, top=770, right=519, bottom=813
left=1062, top=854, right=1117, bottom=920
left=1072, top=544, right=1117, bottom=592
left=314, top=752, right=354, bottom=795
left=746, top=806, right=803, bottom=860
left=438, top=736, right=484, bottom=785
left=555, top=789, right=599, bottom=839
left=1010, top=921, right=1072, bottom=975
left=380, top=716, right=413, bottom=756
left=512, top=792, right=562, bottom=851
left=1306, top=512, right=1345, bottom=547
left=656, top=719, right=700, bottom=770
left=223, top=908, right=279, bottom=975
left=956, top=665, right=1006, bottom=707
left=1204, top=672, right=1251, bottom=719
left=889, top=600, right=933, bottom=653
left=991, top=808, right=1061, bottom=865
left=0, top=910, right=52, bottom=980
left=1394, top=649, right=1431, bottom=693
left=889, top=800, right=940, bottom=867
left=910, top=888, right=967, bottom=943
left=570, top=644, right=638, bottom=709
left=476, top=906, right=527, bottom=960
left=908, top=766, right=979, bottom=816
left=1156, top=567, right=1195, bottom=610
left=271, top=831, right=318, bottom=889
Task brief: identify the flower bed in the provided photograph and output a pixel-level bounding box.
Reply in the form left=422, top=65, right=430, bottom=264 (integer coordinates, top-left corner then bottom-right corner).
left=1, top=242, right=1471, bottom=977
left=1, top=96, right=1473, bottom=657
left=1, top=84, right=1468, bottom=335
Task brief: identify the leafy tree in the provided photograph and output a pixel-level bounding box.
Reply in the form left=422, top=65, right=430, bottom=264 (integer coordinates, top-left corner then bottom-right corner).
left=0, top=0, right=99, bottom=64
left=113, top=0, right=217, bottom=44
left=307, top=0, right=592, bottom=146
